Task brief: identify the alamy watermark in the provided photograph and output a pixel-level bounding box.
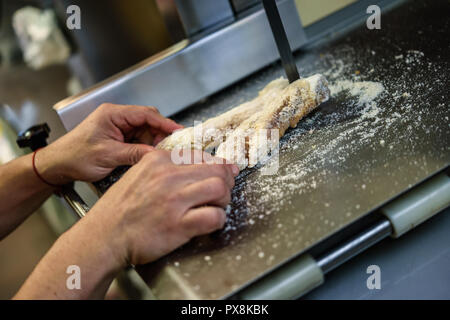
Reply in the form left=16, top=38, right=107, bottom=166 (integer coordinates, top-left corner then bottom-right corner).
left=367, top=5, right=381, bottom=30
left=366, top=265, right=381, bottom=290
left=66, top=265, right=81, bottom=290
left=169, top=121, right=280, bottom=175
left=66, top=5, right=81, bottom=30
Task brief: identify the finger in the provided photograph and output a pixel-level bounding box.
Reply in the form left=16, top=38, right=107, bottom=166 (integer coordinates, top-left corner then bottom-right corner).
left=209, top=160, right=240, bottom=178
left=178, top=177, right=232, bottom=209
left=133, top=106, right=183, bottom=133
left=170, top=149, right=239, bottom=176
left=128, top=126, right=170, bottom=146
left=176, top=164, right=236, bottom=189
left=195, top=151, right=240, bottom=179
left=191, top=150, right=240, bottom=175
left=109, top=142, right=155, bottom=166
left=152, top=132, right=167, bottom=146
left=166, top=148, right=237, bottom=187
left=181, top=206, right=226, bottom=237
left=131, top=126, right=155, bottom=145
left=169, top=149, right=212, bottom=165
left=108, top=104, right=183, bottom=134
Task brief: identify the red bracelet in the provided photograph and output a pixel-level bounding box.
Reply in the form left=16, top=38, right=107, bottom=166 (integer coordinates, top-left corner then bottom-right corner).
left=32, top=148, right=62, bottom=189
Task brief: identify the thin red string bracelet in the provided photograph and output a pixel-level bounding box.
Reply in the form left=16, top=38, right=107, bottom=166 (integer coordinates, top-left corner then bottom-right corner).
left=32, top=148, right=62, bottom=189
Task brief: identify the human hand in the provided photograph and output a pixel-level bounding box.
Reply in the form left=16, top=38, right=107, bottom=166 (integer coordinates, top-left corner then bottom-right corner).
left=35, top=104, right=183, bottom=184
left=77, top=149, right=239, bottom=267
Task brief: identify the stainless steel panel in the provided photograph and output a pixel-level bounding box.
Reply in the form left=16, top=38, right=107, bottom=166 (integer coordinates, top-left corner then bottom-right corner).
left=231, top=0, right=261, bottom=13
left=175, top=0, right=234, bottom=36
left=54, top=0, right=306, bottom=131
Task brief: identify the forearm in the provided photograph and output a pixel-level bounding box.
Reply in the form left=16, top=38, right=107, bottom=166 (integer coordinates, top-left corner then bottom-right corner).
left=14, top=211, right=125, bottom=299
left=0, top=153, right=55, bottom=239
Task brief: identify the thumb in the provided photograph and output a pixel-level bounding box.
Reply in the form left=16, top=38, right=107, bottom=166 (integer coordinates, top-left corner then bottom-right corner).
left=111, top=142, right=155, bottom=166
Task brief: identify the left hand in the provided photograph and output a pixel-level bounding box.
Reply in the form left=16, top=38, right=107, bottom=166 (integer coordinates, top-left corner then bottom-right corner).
left=36, top=103, right=183, bottom=184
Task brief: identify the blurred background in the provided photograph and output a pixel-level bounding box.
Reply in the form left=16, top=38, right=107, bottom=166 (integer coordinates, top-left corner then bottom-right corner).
left=0, top=0, right=355, bottom=299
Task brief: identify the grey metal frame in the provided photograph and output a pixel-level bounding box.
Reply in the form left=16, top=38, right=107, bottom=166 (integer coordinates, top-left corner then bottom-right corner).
left=232, top=170, right=450, bottom=299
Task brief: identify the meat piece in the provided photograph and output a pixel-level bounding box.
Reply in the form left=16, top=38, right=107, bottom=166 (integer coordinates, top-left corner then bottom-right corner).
left=157, top=74, right=330, bottom=170
left=156, top=77, right=289, bottom=152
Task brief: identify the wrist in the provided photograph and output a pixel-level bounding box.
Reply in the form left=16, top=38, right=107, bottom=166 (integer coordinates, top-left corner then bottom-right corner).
left=57, top=213, right=126, bottom=290
left=16, top=215, right=125, bottom=299
left=35, top=144, right=73, bottom=185
left=72, top=208, right=130, bottom=272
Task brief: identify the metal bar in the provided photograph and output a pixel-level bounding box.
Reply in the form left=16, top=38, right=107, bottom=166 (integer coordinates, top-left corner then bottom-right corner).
left=262, top=0, right=300, bottom=82
left=316, top=218, right=392, bottom=274
left=61, top=187, right=90, bottom=218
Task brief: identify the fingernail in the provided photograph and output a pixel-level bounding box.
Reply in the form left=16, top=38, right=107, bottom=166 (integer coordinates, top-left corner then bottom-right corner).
left=231, top=165, right=240, bottom=176
left=220, top=209, right=228, bottom=227
left=222, top=214, right=228, bottom=227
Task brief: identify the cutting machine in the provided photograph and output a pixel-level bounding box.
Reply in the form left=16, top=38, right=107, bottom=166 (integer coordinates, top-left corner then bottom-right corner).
left=34, top=0, right=450, bottom=299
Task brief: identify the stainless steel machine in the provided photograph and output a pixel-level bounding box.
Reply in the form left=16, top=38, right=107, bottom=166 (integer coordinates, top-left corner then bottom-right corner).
left=51, top=0, right=449, bottom=299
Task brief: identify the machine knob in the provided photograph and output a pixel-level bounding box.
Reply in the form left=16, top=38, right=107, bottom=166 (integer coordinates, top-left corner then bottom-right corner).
left=16, top=123, right=51, bottom=151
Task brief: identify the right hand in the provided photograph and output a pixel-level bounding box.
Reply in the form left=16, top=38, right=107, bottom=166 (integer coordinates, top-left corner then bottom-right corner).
left=78, top=149, right=239, bottom=268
